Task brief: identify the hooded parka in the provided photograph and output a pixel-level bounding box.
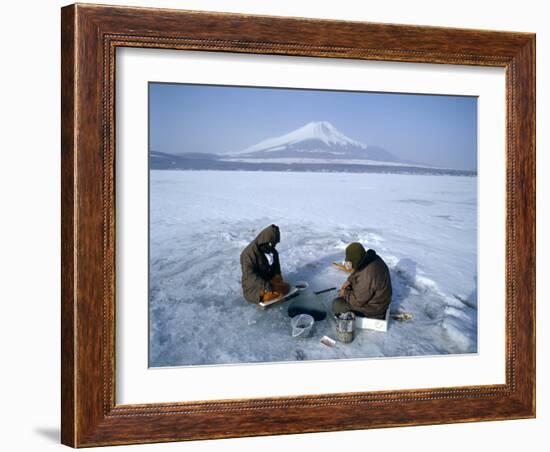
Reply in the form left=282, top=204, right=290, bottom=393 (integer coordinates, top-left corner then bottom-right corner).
left=240, top=225, right=282, bottom=304
left=341, top=244, right=392, bottom=318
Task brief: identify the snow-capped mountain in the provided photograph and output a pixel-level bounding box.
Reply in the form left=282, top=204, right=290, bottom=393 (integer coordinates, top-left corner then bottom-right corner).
left=240, top=121, right=366, bottom=154
left=231, top=121, right=403, bottom=163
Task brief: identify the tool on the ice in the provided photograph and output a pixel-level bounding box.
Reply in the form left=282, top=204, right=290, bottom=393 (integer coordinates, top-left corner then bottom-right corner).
left=391, top=312, right=414, bottom=322
left=335, top=311, right=356, bottom=343
left=332, top=261, right=353, bottom=273
left=291, top=314, right=314, bottom=338
left=314, top=287, right=337, bottom=295
left=320, top=336, right=336, bottom=347
left=258, top=286, right=299, bottom=309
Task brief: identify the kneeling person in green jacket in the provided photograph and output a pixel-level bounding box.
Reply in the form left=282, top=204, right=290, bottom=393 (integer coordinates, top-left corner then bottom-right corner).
left=240, top=224, right=290, bottom=304
left=333, top=242, right=392, bottom=319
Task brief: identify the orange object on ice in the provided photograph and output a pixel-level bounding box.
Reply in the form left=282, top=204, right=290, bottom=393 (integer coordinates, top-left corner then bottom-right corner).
left=261, top=291, right=281, bottom=302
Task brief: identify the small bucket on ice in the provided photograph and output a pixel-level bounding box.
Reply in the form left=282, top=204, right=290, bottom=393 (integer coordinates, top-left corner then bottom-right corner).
left=335, top=311, right=355, bottom=343
left=291, top=314, right=314, bottom=338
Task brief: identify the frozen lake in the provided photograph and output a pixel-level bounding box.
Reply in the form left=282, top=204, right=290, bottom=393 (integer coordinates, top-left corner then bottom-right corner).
left=149, top=170, right=477, bottom=367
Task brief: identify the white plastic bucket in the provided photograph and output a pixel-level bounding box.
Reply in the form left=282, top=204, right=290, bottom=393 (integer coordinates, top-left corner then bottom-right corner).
left=291, top=314, right=314, bottom=338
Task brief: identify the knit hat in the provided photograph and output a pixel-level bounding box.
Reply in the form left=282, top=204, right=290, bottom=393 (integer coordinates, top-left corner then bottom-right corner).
left=345, top=242, right=366, bottom=270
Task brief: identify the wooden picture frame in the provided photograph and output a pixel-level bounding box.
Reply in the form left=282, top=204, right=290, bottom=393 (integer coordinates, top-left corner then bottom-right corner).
left=61, top=3, right=536, bottom=447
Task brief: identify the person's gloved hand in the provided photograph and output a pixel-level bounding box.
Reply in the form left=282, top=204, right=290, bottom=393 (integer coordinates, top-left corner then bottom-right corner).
left=271, top=275, right=290, bottom=295
left=339, top=281, right=350, bottom=298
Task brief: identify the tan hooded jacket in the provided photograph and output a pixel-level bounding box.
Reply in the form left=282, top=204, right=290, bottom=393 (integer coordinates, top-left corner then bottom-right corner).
left=343, top=250, right=392, bottom=318
left=240, top=225, right=281, bottom=304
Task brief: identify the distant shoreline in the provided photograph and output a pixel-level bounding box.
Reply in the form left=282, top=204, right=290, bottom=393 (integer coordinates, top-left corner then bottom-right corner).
left=149, top=156, right=477, bottom=177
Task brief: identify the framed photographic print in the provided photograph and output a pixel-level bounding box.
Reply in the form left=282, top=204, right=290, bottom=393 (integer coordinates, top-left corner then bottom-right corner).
left=61, top=3, right=536, bottom=447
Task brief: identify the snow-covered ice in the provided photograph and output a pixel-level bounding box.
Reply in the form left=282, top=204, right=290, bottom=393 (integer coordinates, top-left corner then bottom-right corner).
left=149, top=170, right=477, bottom=367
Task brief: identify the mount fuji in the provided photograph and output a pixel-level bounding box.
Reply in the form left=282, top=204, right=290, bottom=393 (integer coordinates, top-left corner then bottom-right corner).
left=232, top=121, right=402, bottom=163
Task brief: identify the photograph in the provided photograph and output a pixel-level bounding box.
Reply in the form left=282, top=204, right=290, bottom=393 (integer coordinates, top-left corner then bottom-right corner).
left=148, top=83, right=478, bottom=367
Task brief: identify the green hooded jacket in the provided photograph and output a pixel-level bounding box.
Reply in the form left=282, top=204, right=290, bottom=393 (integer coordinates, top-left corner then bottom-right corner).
left=240, top=225, right=282, bottom=304
left=343, top=243, right=393, bottom=317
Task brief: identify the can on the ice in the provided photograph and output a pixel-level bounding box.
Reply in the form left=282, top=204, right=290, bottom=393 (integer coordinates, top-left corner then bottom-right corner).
left=335, top=311, right=355, bottom=343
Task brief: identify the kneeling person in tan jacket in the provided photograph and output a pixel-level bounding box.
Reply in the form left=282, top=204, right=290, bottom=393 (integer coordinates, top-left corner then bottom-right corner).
left=240, top=224, right=290, bottom=304
left=333, top=242, right=392, bottom=319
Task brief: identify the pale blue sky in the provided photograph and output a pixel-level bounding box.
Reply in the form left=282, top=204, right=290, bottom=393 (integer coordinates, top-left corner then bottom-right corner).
left=149, top=82, right=477, bottom=170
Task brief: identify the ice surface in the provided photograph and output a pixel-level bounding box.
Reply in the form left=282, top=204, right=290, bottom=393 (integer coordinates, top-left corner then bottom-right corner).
left=149, top=170, right=477, bottom=367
